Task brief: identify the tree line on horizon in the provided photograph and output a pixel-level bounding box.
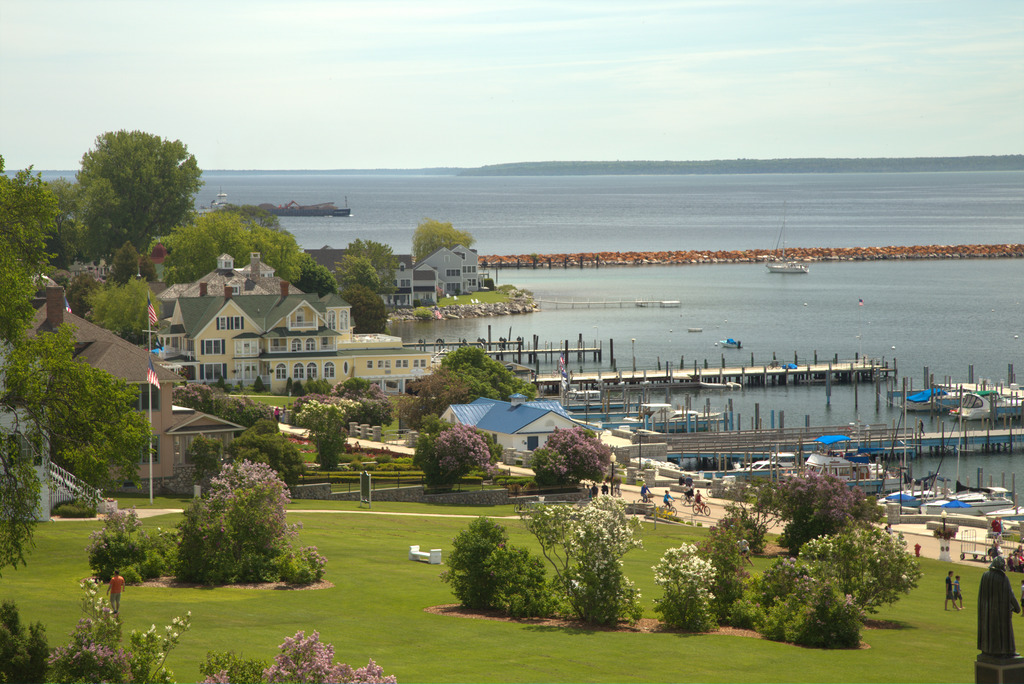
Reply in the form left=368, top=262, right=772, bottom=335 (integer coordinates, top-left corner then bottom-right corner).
left=459, top=155, right=1024, bottom=176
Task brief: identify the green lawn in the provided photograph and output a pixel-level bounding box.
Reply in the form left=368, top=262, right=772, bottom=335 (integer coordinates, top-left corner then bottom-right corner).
left=0, top=507, right=981, bottom=683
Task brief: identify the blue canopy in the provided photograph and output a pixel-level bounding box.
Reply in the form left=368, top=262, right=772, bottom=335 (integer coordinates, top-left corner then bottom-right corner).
left=885, top=493, right=921, bottom=504
left=814, top=435, right=852, bottom=445
left=725, top=338, right=739, bottom=345
left=907, top=388, right=948, bottom=403
left=941, top=500, right=972, bottom=509
left=783, top=363, right=798, bottom=370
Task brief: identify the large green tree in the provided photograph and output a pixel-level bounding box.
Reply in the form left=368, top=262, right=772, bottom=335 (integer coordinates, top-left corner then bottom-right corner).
left=412, top=218, right=475, bottom=262
left=45, top=177, right=86, bottom=270
left=294, top=253, right=338, bottom=297
left=440, top=346, right=536, bottom=401
left=0, top=158, right=55, bottom=343
left=78, top=130, right=202, bottom=259
left=88, top=278, right=154, bottom=343
left=336, top=254, right=380, bottom=293
left=341, top=284, right=387, bottom=334
left=344, top=239, right=398, bottom=294
left=161, top=210, right=303, bottom=285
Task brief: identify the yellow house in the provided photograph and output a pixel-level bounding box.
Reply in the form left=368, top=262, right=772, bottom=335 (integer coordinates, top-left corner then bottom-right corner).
left=159, top=282, right=430, bottom=393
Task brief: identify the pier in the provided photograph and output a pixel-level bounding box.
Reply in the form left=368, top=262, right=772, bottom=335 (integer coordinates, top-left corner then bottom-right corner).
left=535, top=297, right=681, bottom=309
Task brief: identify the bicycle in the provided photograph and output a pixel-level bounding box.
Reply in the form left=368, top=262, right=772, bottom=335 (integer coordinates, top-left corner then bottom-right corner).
left=661, top=501, right=677, bottom=515
left=693, top=501, right=711, bottom=517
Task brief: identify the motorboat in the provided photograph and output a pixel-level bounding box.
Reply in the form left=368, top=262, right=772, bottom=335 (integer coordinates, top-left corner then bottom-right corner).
left=949, top=391, right=1024, bottom=421
left=719, top=338, right=742, bottom=349
left=920, top=493, right=1014, bottom=516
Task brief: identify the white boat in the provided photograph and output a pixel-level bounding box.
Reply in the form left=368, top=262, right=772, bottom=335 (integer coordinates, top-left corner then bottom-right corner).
left=902, top=387, right=960, bottom=413
left=921, top=491, right=1014, bottom=516
left=699, top=380, right=741, bottom=390
left=949, top=391, right=1024, bottom=421
left=719, top=338, right=742, bottom=349
left=765, top=207, right=809, bottom=274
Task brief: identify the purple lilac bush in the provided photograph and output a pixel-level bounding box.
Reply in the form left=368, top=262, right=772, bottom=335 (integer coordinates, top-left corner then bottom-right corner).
left=263, top=631, right=396, bottom=684
left=530, top=427, right=609, bottom=486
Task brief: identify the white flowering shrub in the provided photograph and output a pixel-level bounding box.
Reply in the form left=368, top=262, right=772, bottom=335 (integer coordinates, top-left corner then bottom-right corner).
left=523, top=495, right=643, bottom=625
left=799, top=526, right=921, bottom=614
left=652, top=544, right=717, bottom=631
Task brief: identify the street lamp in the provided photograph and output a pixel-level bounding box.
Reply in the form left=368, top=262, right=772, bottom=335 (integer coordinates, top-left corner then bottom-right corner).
left=631, top=338, right=636, bottom=373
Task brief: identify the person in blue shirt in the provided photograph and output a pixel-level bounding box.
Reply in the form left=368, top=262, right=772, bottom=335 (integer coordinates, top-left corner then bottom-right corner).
left=663, top=490, right=675, bottom=507
left=640, top=483, right=652, bottom=503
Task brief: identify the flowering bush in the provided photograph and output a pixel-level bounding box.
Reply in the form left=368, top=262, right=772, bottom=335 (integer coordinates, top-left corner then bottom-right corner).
left=263, top=631, right=396, bottom=684
left=523, top=495, right=643, bottom=625
left=86, top=508, right=176, bottom=582
left=49, top=580, right=191, bottom=684
left=332, top=378, right=395, bottom=427
left=200, top=651, right=269, bottom=684
left=414, top=423, right=495, bottom=487
left=799, top=526, right=921, bottom=614
left=652, top=544, right=718, bottom=631
left=758, top=575, right=863, bottom=648
left=176, top=460, right=325, bottom=584
left=290, top=399, right=350, bottom=470
left=770, top=472, right=881, bottom=554
left=529, top=427, right=609, bottom=486
left=748, top=556, right=811, bottom=611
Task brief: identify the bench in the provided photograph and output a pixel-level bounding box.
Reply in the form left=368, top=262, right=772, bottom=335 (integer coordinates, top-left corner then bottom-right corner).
left=409, top=545, right=442, bottom=564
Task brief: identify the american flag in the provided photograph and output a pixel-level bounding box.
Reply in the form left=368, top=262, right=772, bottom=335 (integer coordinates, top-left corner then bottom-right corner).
left=147, top=293, right=159, bottom=326
left=858, top=298, right=864, bottom=306
left=147, top=357, right=160, bottom=389
left=558, top=353, right=569, bottom=391
left=63, top=296, right=72, bottom=314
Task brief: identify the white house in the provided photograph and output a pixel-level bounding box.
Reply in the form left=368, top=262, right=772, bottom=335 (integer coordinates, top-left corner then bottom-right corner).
left=440, top=394, right=585, bottom=452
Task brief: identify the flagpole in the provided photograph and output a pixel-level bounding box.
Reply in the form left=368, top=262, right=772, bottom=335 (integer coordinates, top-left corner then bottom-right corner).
left=148, top=318, right=153, bottom=505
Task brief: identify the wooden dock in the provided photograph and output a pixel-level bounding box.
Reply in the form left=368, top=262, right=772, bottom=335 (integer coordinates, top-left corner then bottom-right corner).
left=535, top=298, right=681, bottom=309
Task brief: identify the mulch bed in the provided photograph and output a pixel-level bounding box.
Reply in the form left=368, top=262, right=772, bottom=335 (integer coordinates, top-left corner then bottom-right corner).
left=133, top=577, right=334, bottom=591
left=425, top=604, right=883, bottom=648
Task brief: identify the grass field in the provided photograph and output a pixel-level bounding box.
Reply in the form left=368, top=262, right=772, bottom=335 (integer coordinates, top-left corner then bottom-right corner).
left=0, top=501, right=982, bottom=683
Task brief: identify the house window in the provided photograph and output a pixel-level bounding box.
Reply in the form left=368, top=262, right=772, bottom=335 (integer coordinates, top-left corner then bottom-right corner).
left=235, top=340, right=258, bottom=357
left=343, top=361, right=350, bottom=374
left=270, top=339, right=287, bottom=352
left=201, top=339, right=225, bottom=355
left=305, top=338, right=316, bottom=351
left=321, top=337, right=331, bottom=349
left=275, top=363, right=287, bottom=380
left=306, top=362, right=317, bottom=379
left=200, top=363, right=225, bottom=380
left=291, top=339, right=302, bottom=352
left=367, top=360, right=373, bottom=369
left=216, top=316, right=243, bottom=330
left=293, top=363, right=305, bottom=380
left=324, top=362, right=335, bottom=380
left=136, top=387, right=161, bottom=411
left=446, top=269, right=460, bottom=277
left=327, top=311, right=336, bottom=329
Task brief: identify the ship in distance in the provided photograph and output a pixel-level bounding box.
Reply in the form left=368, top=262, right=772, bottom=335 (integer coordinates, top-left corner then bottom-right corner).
left=257, top=199, right=351, bottom=217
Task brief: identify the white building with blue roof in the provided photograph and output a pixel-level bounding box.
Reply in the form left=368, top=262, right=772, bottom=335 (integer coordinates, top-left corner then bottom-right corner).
left=441, top=394, right=586, bottom=452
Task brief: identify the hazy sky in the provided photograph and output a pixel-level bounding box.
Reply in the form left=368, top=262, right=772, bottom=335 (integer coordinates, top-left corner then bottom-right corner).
left=2, top=1, right=1022, bottom=170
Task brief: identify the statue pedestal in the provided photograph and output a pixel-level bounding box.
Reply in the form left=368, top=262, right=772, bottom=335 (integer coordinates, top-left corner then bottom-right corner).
left=976, top=654, right=1024, bottom=683
left=939, top=540, right=952, bottom=563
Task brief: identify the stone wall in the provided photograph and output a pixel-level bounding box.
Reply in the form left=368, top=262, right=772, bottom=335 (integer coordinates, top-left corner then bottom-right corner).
left=289, top=484, right=514, bottom=506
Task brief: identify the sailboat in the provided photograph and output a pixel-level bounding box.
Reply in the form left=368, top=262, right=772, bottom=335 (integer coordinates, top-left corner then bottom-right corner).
left=765, top=205, right=809, bottom=274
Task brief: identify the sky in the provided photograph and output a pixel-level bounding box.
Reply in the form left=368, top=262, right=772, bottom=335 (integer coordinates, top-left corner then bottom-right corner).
left=1, top=0, right=1022, bottom=171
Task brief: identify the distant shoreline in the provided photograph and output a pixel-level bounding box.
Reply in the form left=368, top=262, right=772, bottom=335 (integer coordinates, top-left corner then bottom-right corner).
left=480, top=243, right=1024, bottom=267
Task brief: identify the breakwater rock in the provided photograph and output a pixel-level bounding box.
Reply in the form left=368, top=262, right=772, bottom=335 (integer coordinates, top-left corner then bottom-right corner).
left=389, top=296, right=536, bottom=323
left=480, top=243, right=1024, bottom=268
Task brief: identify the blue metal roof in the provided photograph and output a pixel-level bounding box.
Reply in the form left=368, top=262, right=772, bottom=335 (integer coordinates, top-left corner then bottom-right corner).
left=450, top=397, right=579, bottom=434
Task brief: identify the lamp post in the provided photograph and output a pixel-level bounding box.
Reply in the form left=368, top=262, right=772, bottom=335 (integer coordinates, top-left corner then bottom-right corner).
left=631, top=338, right=636, bottom=373
left=939, top=509, right=951, bottom=562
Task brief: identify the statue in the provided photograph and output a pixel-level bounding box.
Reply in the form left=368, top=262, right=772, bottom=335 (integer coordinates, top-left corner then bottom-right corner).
left=979, top=556, right=1021, bottom=657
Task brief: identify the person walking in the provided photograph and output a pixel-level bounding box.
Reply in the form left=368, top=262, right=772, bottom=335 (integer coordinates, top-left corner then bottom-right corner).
left=945, top=570, right=955, bottom=610
left=739, top=538, right=754, bottom=566
left=107, top=570, right=125, bottom=615
left=954, top=575, right=964, bottom=610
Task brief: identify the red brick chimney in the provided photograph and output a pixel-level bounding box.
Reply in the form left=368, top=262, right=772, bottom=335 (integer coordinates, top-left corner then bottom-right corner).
left=45, top=286, right=65, bottom=328
left=224, top=285, right=232, bottom=300
left=199, top=282, right=207, bottom=296
left=280, top=281, right=289, bottom=297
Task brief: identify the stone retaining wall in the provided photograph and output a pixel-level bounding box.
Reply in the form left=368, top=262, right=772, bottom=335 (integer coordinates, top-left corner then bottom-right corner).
left=289, top=484, right=514, bottom=506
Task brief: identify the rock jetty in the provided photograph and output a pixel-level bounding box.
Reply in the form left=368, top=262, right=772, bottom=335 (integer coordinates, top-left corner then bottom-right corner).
left=389, top=296, right=535, bottom=323
left=480, top=243, right=1023, bottom=268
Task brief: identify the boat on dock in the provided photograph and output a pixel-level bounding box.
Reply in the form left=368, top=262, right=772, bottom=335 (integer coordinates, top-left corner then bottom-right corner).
left=719, top=338, right=742, bottom=349
left=949, top=391, right=1024, bottom=421
left=902, top=387, right=961, bottom=412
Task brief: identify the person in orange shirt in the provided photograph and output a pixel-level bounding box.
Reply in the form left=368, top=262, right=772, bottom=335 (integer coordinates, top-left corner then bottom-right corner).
left=107, top=570, right=125, bottom=615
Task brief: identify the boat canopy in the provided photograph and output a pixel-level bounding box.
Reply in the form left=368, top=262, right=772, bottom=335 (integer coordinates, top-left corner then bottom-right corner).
left=725, top=338, right=739, bottom=345
left=906, top=388, right=948, bottom=402
left=814, top=435, right=851, bottom=445
left=941, top=500, right=972, bottom=509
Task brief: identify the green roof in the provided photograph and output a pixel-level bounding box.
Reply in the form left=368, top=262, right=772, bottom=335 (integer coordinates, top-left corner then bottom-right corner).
left=176, top=293, right=349, bottom=337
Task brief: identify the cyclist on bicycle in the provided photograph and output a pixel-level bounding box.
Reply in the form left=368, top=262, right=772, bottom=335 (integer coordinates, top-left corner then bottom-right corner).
left=640, top=483, right=652, bottom=503
left=683, top=485, right=694, bottom=505
left=663, top=490, right=675, bottom=507
left=694, top=490, right=703, bottom=506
